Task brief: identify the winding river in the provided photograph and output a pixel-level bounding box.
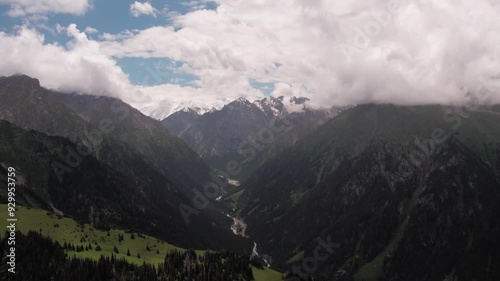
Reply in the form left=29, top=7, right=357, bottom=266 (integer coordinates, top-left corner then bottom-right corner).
left=228, top=215, right=272, bottom=268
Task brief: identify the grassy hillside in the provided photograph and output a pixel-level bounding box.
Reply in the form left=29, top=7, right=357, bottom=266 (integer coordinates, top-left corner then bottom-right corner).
left=0, top=205, right=185, bottom=265
left=0, top=204, right=282, bottom=281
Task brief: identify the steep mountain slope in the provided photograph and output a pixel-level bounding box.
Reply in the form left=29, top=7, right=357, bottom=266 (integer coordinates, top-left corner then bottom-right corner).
left=0, top=75, right=91, bottom=139
left=237, top=104, right=500, bottom=281
left=0, top=121, right=182, bottom=243
left=51, top=92, right=212, bottom=189
left=162, top=96, right=346, bottom=181
left=0, top=75, right=250, bottom=252
left=0, top=75, right=212, bottom=188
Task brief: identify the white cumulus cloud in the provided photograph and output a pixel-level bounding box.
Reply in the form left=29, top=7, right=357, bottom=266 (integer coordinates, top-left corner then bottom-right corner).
left=1, top=0, right=500, bottom=118
left=100, top=0, right=500, bottom=109
left=0, top=25, right=129, bottom=97
left=84, top=26, right=98, bottom=34
left=129, top=1, right=157, bottom=17
left=0, top=25, right=242, bottom=117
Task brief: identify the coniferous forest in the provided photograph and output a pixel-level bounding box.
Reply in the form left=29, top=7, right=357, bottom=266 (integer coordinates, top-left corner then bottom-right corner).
left=0, top=231, right=260, bottom=281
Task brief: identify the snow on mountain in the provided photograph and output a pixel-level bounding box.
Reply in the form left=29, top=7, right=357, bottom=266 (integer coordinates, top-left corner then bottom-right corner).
left=253, top=96, right=310, bottom=117
left=140, top=104, right=174, bottom=121
left=144, top=96, right=316, bottom=120
left=141, top=100, right=215, bottom=120
left=228, top=97, right=253, bottom=108
left=181, top=106, right=216, bottom=115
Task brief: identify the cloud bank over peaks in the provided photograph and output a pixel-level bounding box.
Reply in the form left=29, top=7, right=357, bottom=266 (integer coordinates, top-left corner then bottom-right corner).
left=1, top=0, right=500, bottom=119
left=0, top=24, right=130, bottom=98
left=99, top=0, right=500, bottom=108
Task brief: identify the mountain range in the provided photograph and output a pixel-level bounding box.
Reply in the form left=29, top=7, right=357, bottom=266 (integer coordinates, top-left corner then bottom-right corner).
left=162, top=95, right=349, bottom=181
left=0, top=75, right=250, bottom=252
left=1, top=74, right=500, bottom=281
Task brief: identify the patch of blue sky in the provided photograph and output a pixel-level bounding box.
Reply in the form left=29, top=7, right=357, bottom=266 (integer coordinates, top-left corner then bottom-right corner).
left=0, top=0, right=214, bottom=87
left=0, top=7, right=65, bottom=45
left=0, top=0, right=220, bottom=48
left=54, top=0, right=170, bottom=35
left=0, top=6, right=16, bottom=32
left=250, top=80, right=275, bottom=96
left=117, top=57, right=198, bottom=87
left=175, top=0, right=218, bottom=12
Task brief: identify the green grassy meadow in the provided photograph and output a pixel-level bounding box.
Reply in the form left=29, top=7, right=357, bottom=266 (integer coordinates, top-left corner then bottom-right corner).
left=1, top=204, right=281, bottom=281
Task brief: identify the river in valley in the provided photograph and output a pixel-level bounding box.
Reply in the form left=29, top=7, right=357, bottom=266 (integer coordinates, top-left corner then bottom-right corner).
left=228, top=215, right=272, bottom=268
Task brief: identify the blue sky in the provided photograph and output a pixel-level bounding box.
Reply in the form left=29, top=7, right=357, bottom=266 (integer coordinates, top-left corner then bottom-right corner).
left=0, top=1, right=203, bottom=35
left=0, top=0, right=216, bottom=87
left=117, top=57, right=199, bottom=87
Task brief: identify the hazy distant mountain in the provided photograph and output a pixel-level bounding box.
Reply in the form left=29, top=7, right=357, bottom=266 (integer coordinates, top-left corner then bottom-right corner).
left=0, top=75, right=250, bottom=252
left=141, top=100, right=216, bottom=121
left=159, top=108, right=206, bottom=136
left=237, top=104, right=500, bottom=280
left=162, top=96, right=348, bottom=181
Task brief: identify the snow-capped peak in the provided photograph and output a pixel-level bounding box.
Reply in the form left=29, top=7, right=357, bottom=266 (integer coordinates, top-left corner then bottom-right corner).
left=226, top=97, right=252, bottom=109
left=181, top=106, right=216, bottom=115
left=235, top=97, right=250, bottom=105
left=140, top=104, right=174, bottom=121
left=253, top=96, right=310, bottom=117
left=157, top=96, right=311, bottom=120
